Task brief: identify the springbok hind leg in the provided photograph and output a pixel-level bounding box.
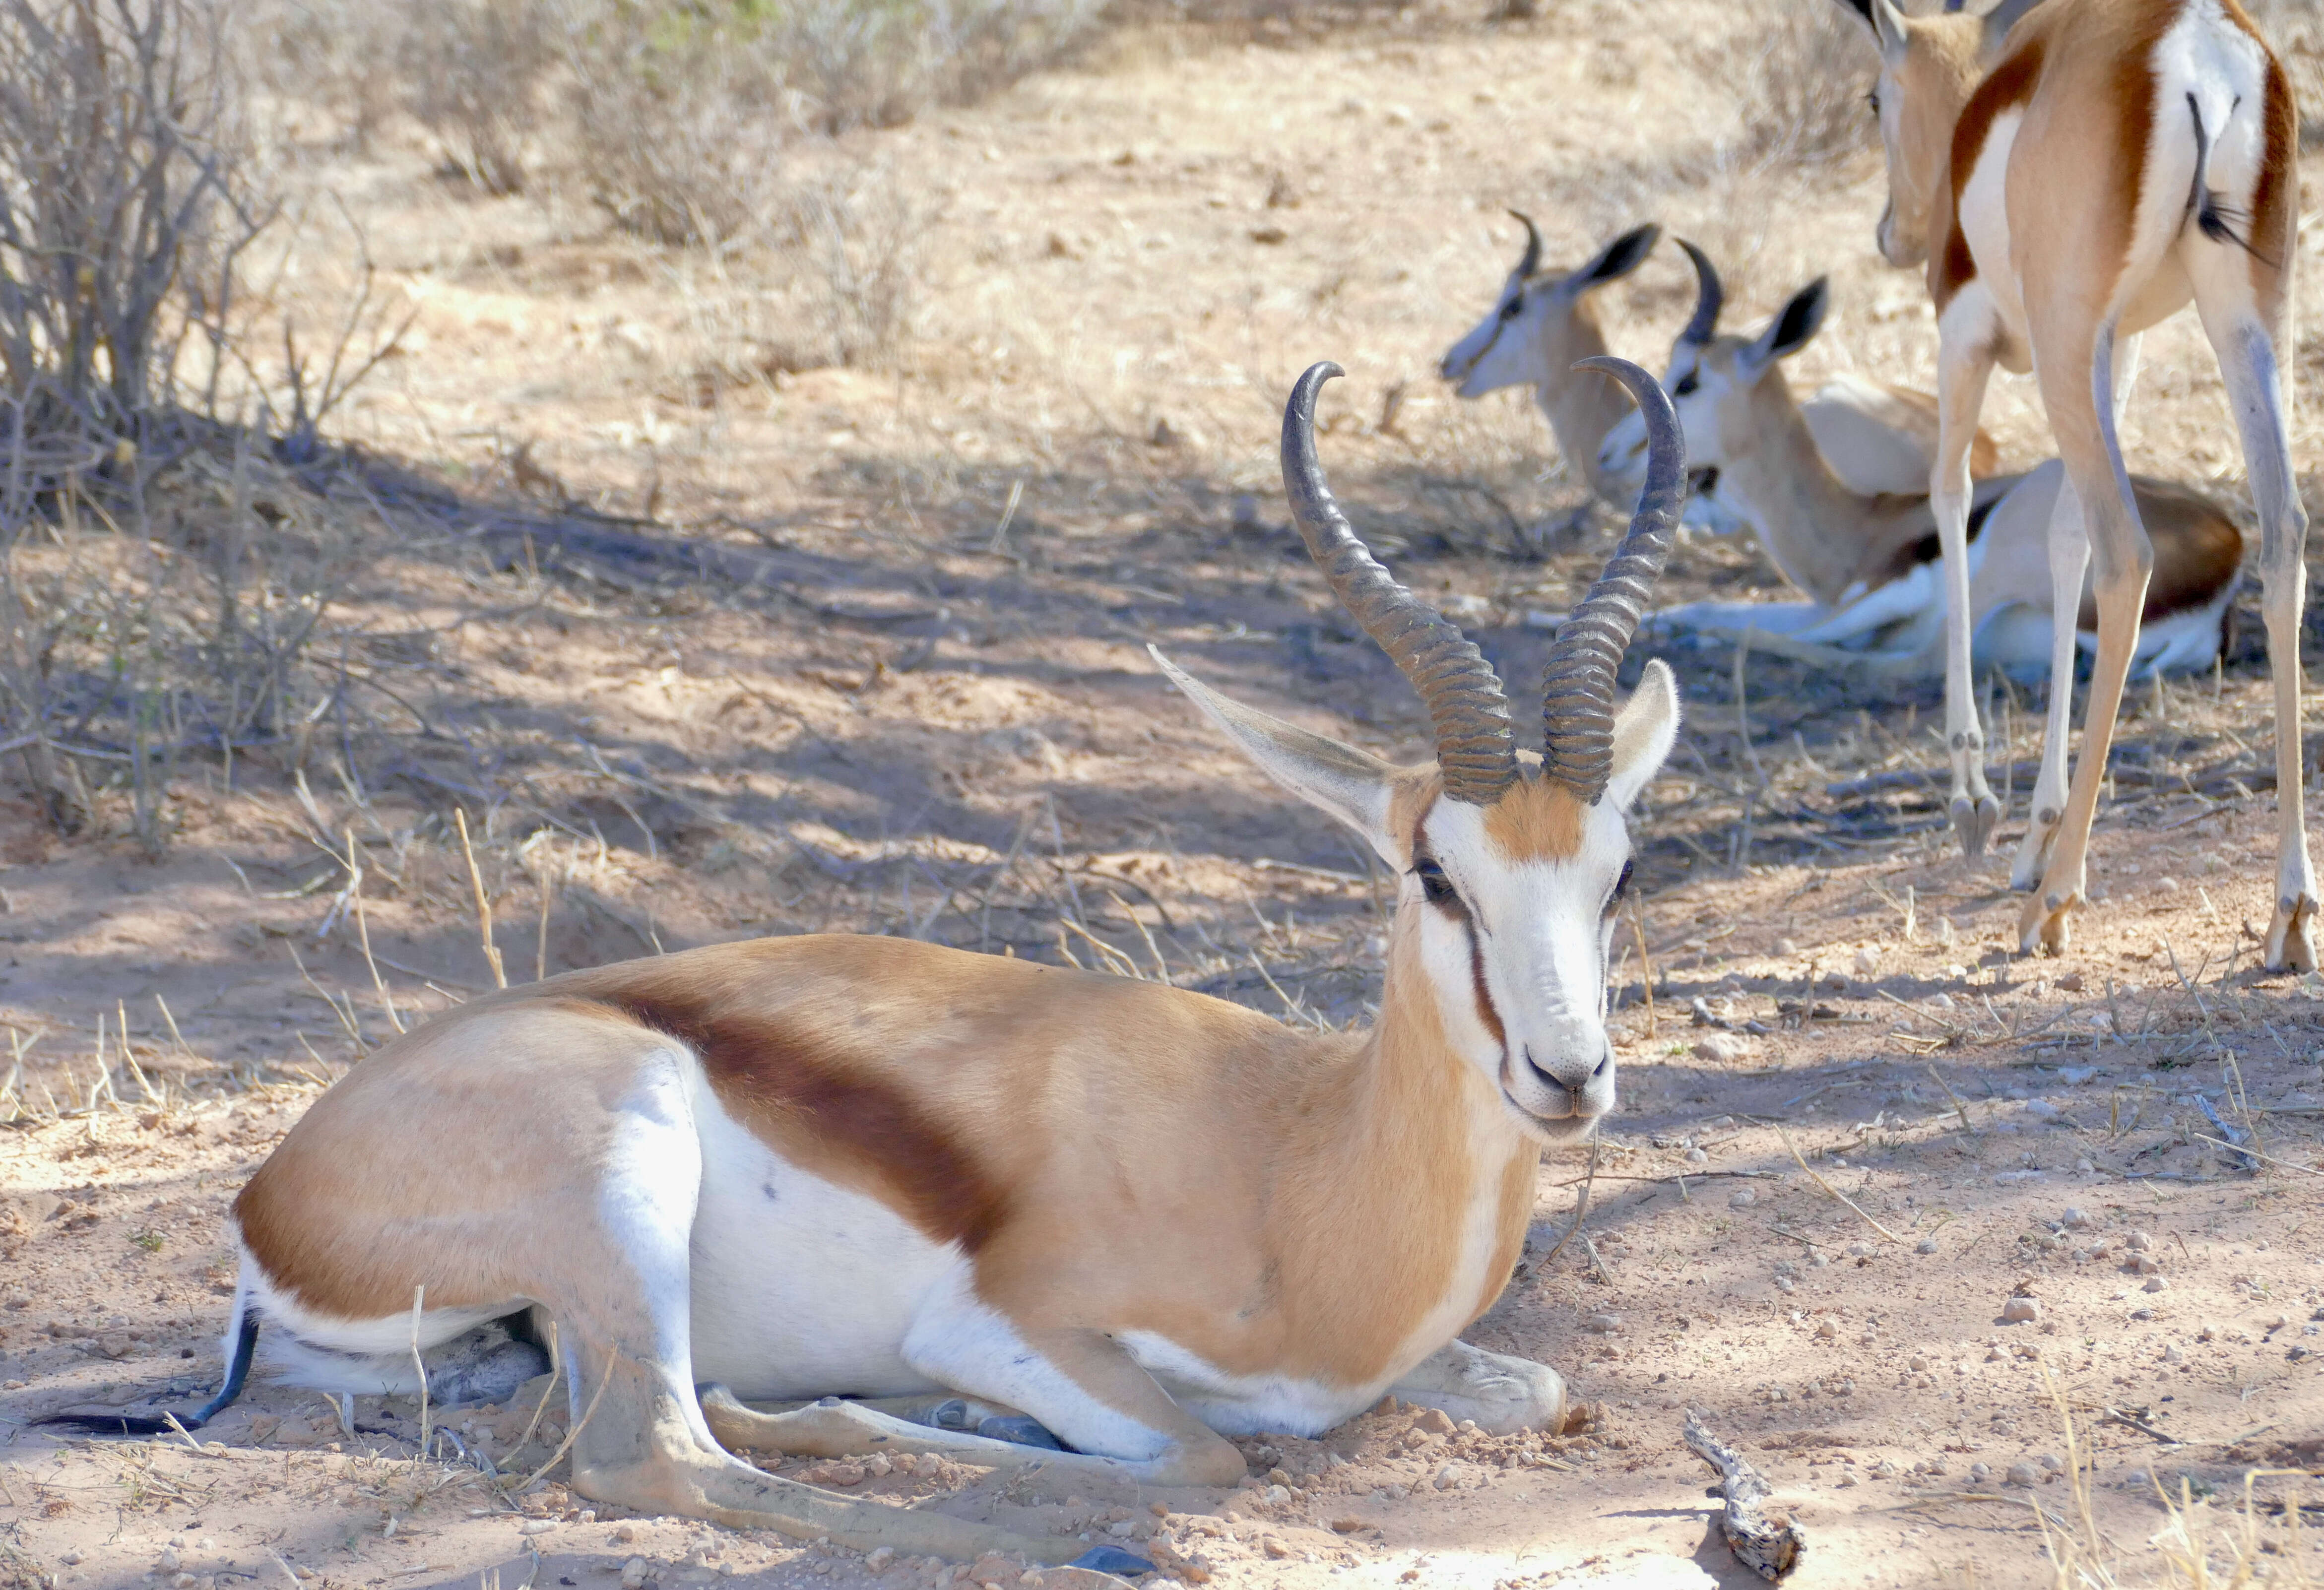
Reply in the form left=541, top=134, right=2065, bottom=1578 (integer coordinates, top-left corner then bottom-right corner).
left=2204, top=311, right=2316, bottom=970
left=1931, top=329, right=2001, bottom=856
left=568, top=1344, right=1077, bottom=1562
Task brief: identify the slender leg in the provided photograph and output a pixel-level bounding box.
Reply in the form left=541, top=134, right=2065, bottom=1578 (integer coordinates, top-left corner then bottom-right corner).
left=2192, top=306, right=2316, bottom=969
left=1387, top=1339, right=1567, bottom=1435
left=2010, top=472, right=2088, bottom=891
left=2021, top=324, right=2152, bottom=955
left=1931, top=324, right=2002, bottom=856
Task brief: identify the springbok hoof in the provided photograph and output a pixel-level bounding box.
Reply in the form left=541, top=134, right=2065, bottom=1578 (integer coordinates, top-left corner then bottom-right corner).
left=977, top=1415, right=1065, bottom=1451
left=2017, top=891, right=2076, bottom=957
left=1951, top=794, right=2001, bottom=859
left=2265, top=895, right=2319, bottom=974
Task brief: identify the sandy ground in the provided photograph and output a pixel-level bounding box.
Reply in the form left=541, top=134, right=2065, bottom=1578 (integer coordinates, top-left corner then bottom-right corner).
left=4, top=1, right=2324, bottom=1587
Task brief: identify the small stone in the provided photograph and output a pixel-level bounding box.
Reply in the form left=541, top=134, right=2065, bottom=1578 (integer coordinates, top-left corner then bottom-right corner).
left=621, top=1561, right=649, bottom=1590
left=1263, top=1537, right=1293, bottom=1560
left=969, top=1555, right=1016, bottom=1588
left=2039, top=1454, right=2064, bottom=1473
left=2144, top=1276, right=2170, bottom=1293
left=867, top=1549, right=896, bottom=1573
left=59, top=1552, right=82, bottom=1567
left=518, top=1519, right=558, bottom=1535
left=1693, top=1034, right=1751, bottom=1065
left=1777, top=938, right=1799, bottom=955
left=865, top=1453, right=892, bottom=1477
left=1729, top=1189, right=1756, bottom=1209
left=2002, top=1297, right=2041, bottom=1324
left=1685, top=1147, right=1709, bottom=1164
left=2163, top=1345, right=2184, bottom=1364
left=1969, top=1463, right=1991, bottom=1481
left=2130, top=1253, right=2164, bottom=1274
left=1813, top=1320, right=1837, bottom=1340
left=1263, top=1484, right=1290, bottom=1505
left=2006, top=1463, right=2039, bottom=1487
left=824, top=1463, right=867, bottom=1486
left=2126, top=1230, right=2154, bottom=1251
left=614, top=1526, right=638, bottom=1544
left=1415, top=1408, right=1455, bottom=1435
left=1853, top=947, right=1881, bottom=976
left=1432, top=1464, right=1460, bottom=1491
left=1587, top=1313, right=1622, bottom=1335
left=1846, top=1242, right=1872, bottom=1259
left=157, top=1550, right=181, bottom=1573
left=2076, top=1159, right=2095, bottom=1173
left=1908, top=1355, right=1928, bottom=1372
left=1916, top=1238, right=1937, bottom=1255
left=1150, top=1502, right=1169, bottom=1518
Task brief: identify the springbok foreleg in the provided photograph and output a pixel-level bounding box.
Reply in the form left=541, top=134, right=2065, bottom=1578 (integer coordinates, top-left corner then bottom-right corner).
left=1931, top=328, right=2001, bottom=856
left=1387, top=1338, right=1568, bottom=1435
left=2199, top=305, right=2315, bottom=969
left=2020, top=327, right=2151, bottom=955
left=2009, top=471, right=2088, bottom=893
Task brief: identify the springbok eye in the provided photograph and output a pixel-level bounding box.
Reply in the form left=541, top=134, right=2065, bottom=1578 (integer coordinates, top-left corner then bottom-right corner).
left=1867, top=89, right=1881, bottom=117
left=1606, top=860, right=1634, bottom=914
left=1498, top=293, right=1525, bottom=321
left=1672, top=370, right=1700, bottom=397
left=1414, top=857, right=1461, bottom=909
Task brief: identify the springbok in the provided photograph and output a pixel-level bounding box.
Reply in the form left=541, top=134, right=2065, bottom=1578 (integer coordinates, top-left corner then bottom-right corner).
left=1597, top=256, right=2245, bottom=680
left=1835, top=0, right=2312, bottom=967
left=1442, top=218, right=1999, bottom=518
left=55, top=361, right=1689, bottom=1563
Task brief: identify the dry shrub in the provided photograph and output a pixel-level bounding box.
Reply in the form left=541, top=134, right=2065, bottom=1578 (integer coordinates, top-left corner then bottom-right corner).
left=2247, top=0, right=2324, bottom=144
left=566, top=0, right=1097, bottom=247
left=397, top=0, right=562, bottom=194
left=1724, top=0, right=1877, bottom=169
left=792, top=163, right=935, bottom=368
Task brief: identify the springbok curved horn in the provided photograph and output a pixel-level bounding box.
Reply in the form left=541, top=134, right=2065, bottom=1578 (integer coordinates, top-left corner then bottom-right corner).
left=1677, top=238, right=1724, bottom=345
left=1282, top=363, right=1516, bottom=806
left=1541, top=357, right=1684, bottom=804
left=1508, top=210, right=1544, bottom=279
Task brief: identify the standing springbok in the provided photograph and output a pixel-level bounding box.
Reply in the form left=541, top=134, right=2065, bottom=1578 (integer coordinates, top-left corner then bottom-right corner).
left=1597, top=256, right=2245, bottom=679
left=1443, top=218, right=1998, bottom=519
left=54, top=362, right=1689, bottom=1563
left=1835, top=0, right=2311, bottom=967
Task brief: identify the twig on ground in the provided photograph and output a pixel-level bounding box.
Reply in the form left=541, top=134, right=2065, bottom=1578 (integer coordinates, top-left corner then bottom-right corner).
left=1683, top=1408, right=1804, bottom=1581
left=1775, top=1121, right=1904, bottom=1243
left=1535, top=1133, right=1602, bottom=1268
left=455, top=809, right=508, bottom=991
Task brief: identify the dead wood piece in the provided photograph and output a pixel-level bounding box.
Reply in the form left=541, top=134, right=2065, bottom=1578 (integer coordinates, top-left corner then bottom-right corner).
left=1683, top=1409, right=1804, bottom=1582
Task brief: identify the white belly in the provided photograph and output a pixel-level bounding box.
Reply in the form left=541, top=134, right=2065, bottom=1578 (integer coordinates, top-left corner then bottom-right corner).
left=687, top=1088, right=957, bottom=1398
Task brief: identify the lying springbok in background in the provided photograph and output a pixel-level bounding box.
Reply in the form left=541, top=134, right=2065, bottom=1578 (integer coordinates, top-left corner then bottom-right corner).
left=1837, top=0, right=2312, bottom=967
left=55, top=361, right=1690, bottom=1562
left=1597, top=257, right=2244, bottom=682
left=1442, top=218, right=1996, bottom=522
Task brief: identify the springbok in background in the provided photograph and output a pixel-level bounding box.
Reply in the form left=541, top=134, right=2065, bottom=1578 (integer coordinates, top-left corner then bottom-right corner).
left=1836, top=0, right=2311, bottom=967
left=1598, top=256, right=2244, bottom=681
left=1443, top=218, right=1996, bottom=523
left=53, top=362, right=1691, bottom=1563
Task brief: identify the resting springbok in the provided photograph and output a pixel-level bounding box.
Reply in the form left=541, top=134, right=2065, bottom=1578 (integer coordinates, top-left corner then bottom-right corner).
left=1835, top=0, right=2312, bottom=967
left=1597, top=254, right=2245, bottom=681
left=55, top=361, right=1688, bottom=1562
left=1442, top=218, right=1998, bottom=521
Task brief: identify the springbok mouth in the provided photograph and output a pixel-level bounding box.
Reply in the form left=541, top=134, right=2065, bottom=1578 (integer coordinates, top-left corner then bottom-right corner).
left=1500, top=1084, right=1603, bottom=1143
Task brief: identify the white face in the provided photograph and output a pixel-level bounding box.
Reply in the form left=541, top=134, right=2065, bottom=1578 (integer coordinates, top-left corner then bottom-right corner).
left=1868, top=64, right=1923, bottom=267
left=1405, top=793, right=1635, bottom=1144
left=1597, top=339, right=1735, bottom=512
left=1439, top=267, right=1569, bottom=398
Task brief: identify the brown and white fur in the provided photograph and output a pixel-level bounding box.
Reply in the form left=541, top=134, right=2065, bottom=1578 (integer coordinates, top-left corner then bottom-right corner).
left=1598, top=273, right=2246, bottom=682
left=1837, top=0, right=2312, bottom=966
left=97, top=382, right=1685, bottom=1562
left=1442, top=218, right=1998, bottom=527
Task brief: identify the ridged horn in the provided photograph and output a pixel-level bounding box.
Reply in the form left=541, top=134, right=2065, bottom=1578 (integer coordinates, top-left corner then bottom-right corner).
left=1677, top=238, right=1724, bottom=345
left=1282, top=362, right=1516, bottom=806
left=1508, top=210, right=1543, bottom=279
left=1541, top=357, right=1684, bottom=803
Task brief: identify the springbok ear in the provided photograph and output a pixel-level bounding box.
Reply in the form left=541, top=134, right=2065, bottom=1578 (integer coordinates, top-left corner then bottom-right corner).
left=1832, top=0, right=1911, bottom=60
left=1150, top=647, right=1399, bottom=863
left=1605, top=659, right=1679, bottom=811
left=1744, top=278, right=1829, bottom=373
left=1572, top=223, right=1662, bottom=290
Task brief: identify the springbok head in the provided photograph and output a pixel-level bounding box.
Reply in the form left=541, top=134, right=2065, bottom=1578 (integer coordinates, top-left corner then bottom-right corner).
left=1439, top=217, right=1662, bottom=398
left=1830, top=0, right=1989, bottom=269
left=1599, top=244, right=1830, bottom=492
left=1153, top=359, right=1683, bottom=1143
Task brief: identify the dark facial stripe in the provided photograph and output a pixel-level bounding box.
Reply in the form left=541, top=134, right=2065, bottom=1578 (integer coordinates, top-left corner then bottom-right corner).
left=1464, top=921, right=1507, bottom=1051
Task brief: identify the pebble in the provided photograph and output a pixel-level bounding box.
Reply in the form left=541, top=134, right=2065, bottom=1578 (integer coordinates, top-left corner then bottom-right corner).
left=2130, top=1253, right=2164, bottom=1274
left=1915, top=1238, right=1937, bottom=1255
left=1777, top=938, right=1799, bottom=955
left=2001, top=1297, right=2041, bottom=1324
left=518, top=1519, right=558, bottom=1535
left=2126, top=1230, right=2154, bottom=1251
left=2006, top=1462, right=2040, bottom=1487
left=1729, top=1189, right=1756, bottom=1209
left=58, top=1552, right=82, bottom=1567
left=1853, top=948, right=1881, bottom=976
left=2144, top=1276, right=2170, bottom=1293
left=2163, top=1345, right=2184, bottom=1364
left=1587, top=1313, right=1622, bottom=1334
left=1908, top=1354, right=1928, bottom=1372
left=1684, top=1147, right=1709, bottom=1164
left=157, top=1550, right=181, bottom=1572
left=867, top=1550, right=895, bottom=1573
left=1692, top=1034, right=1751, bottom=1065
left=621, top=1561, right=650, bottom=1590
left=1968, top=1463, right=1991, bottom=1482
left=1432, top=1464, right=1460, bottom=1491
left=1846, top=1242, right=1872, bottom=1259
left=1812, top=1320, right=1837, bottom=1340
left=614, top=1526, right=638, bottom=1544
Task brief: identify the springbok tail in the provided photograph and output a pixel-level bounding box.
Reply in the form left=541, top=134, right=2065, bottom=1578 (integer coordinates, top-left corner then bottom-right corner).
left=2186, top=92, right=2270, bottom=263
left=38, top=1305, right=259, bottom=1438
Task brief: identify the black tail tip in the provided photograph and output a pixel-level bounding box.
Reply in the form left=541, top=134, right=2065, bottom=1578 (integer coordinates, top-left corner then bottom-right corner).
left=36, top=1411, right=189, bottom=1438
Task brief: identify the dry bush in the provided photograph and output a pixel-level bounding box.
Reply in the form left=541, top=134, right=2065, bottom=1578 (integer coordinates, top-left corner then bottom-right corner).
left=792, top=163, right=936, bottom=368
left=2247, top=0, right=2324, bottom=144
left=565, top=0, right=1097, bottom=247
left=397, top=0, right=563, bottom=194
left=1723, top=0, right=1877, bottom=169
